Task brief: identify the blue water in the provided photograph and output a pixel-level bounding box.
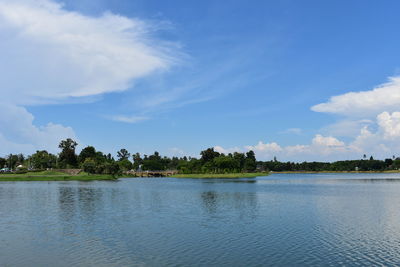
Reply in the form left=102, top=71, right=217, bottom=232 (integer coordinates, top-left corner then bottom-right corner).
left=1, top=173, right=400, bottom=266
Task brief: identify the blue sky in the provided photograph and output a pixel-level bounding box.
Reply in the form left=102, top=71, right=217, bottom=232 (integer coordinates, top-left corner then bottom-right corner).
left=1, top=0, right=400, bottom=161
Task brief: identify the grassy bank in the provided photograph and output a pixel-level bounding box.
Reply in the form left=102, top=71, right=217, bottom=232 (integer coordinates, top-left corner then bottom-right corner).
left=272, top=170, right=400, bottom=174
left=171, top=172, right=269, bottom=178
left=0, top=170, right=117, bottom=181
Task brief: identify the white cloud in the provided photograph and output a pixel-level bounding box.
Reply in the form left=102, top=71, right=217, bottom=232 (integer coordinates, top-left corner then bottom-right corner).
left=0, top=0, right=174, bottom=103
left=311, top=76, right=400, bottom=116
left=306, top=75, right=400, bottom=159
left=321, top=119, right=373, bottom=137
left=377, top=112, right=400, bottom=140
left=217, top=136, right=349, bottom=161
left=0, top=104, right=76, bottom=155
left=216, top=111, right=400, bottom=161
left=214, top=72, right=400, bottom=161
left=214, top=145, right=242, bottom=155
left=0, top=0, right=177, bottom=155
left=312, top=134, right=344, bottom=147
left=285, top=145, right=308, bottom=155
left=245, top=141, right=282, bottom=153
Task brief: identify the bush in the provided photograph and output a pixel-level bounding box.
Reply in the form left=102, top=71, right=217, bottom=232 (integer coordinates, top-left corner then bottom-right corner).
left=103, top=162, right=121, bottom=176
left=82, top=158, right=96, bottom=174
left=95, top=162, right=121, bottom=176
left=28, top=169, right=45, bottom=173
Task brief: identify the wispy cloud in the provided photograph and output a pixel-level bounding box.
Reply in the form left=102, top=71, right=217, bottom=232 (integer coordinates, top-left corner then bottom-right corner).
left=281, top=128, right=302, bottom=135
left=113, top=46, right=264, bottom=120
left=109, top=115, right=150, bottom=124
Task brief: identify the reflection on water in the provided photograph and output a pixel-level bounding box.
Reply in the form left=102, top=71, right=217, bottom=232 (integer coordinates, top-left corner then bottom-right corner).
left=1, top=174, right=400, bottom=266
left=201, top=191, right=218, bottom=214
left=200, top=190, right=258, bottom=221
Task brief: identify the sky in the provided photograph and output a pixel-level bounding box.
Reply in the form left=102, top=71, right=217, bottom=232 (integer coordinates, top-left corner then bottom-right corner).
left=1, top=0, right=400, bottom=161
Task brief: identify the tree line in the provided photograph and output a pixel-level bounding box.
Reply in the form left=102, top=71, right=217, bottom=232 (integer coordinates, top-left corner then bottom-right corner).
left=260, top=156, right=400, bottom=172
left=0, top=139, right=257, bottom=175
left=1, top=138, right=399, bottom=175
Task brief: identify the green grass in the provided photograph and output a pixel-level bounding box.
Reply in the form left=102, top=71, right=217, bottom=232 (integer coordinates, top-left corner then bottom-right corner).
left=0, top=172, right=117, bottom=181
left=2, top=170, right=67, bottom=176
left=171, top=172, right=269, bottom=179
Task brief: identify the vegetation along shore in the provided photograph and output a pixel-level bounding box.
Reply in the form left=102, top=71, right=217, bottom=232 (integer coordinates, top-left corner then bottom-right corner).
left=1, top=138, right=400, bottom=181
left=0, top=170, right=118, bottom=181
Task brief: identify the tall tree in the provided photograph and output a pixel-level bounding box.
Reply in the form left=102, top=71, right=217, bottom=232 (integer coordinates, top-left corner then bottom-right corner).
left=0, top=157, right=6, bottom=168
left=6, top=154, right=19, bottom=169
left=117, top=149, right=130, bottom=161
left=17, top=153, right=25, bottom=164
left=132, top=153, right=142, bottom=170
left=78, top=146, right=96, bottom=164
left=244, top=150, right=257, bottom=172
left=233, top=152, right=245, bottom=171
left=200, top=148, right=220, bottom=163
left=142, top=151, right=165, bottom=170
left=58, top=138, right=78, bottom=167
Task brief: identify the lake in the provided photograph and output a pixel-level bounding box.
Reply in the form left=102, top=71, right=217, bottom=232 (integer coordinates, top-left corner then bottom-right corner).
left=1, top=173, right=400, bottom=266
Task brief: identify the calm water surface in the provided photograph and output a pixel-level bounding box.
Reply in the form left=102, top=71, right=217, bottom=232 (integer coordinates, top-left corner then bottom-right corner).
left=1, top=173, right=400, bottom=266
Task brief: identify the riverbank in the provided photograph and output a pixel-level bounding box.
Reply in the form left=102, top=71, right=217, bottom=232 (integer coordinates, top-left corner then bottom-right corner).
left=272, top=170, right=400, bottom=174
left=0, top=171, right=118, bottom=181
left=0, top=171, right=268, bottom=181
left=171, top=172, right=269, bottom=178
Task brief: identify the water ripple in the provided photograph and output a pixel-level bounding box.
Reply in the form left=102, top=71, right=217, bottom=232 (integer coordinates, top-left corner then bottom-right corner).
left=1, top=176, right=400, bottom=266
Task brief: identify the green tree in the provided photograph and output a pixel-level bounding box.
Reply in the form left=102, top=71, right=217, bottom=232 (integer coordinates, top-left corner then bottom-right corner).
left=103, top=162, right=121, bottom=177
left=118, top=159, right=133, bottom=171
left=58, top=138, right=78, bottom=167
left=132, top=153, right=142, bottom=170
left=78, top=146, right=96, bottom=164
left=244, top=150, right=256, bottom=172
left=393, top=159, right=400, bottom=170
left=0, top=157, right=6, bottom=168
left=213, top=156, right=239, bottom=173
left=200, top=148, right=220, bottom=163
left=94, top=151, right=107, bottom=164
left=17, top=154, right=25, bottom=164
left=29, top=150, right=57, bottom=169
left=141, top=151, right=166, bottom=171
left=82, top=158, right=96, bottom=174
left=117, top=148, right=130, bottom=161
left=233, top=152, right=245, bottom=171
left=6, top=154, right=19, bottom=169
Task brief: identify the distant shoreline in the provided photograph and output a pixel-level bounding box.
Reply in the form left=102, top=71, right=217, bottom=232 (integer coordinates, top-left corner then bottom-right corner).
left=0, top=175, right=118, bottom=181
left=2, top=170, right=398, bottom=181
left=0, top=170, right=270, bottom=181
left=272, top=170, right=400, bottom=174
left=171, top=172, right=269, bottom=178
left=0, top=170, right=118, bottom=181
